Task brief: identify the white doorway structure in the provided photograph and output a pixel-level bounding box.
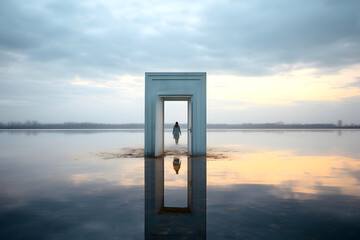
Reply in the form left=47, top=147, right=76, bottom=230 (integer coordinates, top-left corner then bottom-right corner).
left=145, top=72, right=206, bottom=157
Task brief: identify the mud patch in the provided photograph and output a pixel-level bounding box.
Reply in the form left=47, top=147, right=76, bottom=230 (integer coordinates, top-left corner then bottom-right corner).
left=95, top=147, right=231, bottom=160
left=96, top=148, right=144, bottom=159
left=206, top=153, right=230, bottom=160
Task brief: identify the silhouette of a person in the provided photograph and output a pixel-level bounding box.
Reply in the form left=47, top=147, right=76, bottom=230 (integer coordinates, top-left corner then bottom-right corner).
left=172, top=122, right=181, bottom=145
left=173, top=157, right=181, bottom=174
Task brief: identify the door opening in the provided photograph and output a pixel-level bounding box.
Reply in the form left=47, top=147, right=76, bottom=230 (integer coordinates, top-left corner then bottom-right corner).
left=159, top=96, right=193, bottom=156
left=164, top=101, right=188, bottom=154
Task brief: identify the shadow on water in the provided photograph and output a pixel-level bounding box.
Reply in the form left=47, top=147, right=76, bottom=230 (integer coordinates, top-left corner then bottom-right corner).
left=145, top=156, right=206, bottom=240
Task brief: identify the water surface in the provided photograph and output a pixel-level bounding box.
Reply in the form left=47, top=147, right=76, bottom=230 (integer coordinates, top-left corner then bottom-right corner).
left=1, top=129, right=360, bottom=239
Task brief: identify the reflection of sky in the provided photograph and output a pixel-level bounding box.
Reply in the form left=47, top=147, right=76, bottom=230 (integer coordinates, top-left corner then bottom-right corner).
left=207, top=184, right=360, bottom=240
left=1, top=130, right=360, bottom=194
left=208, top=151, right=360, bottom=196
left=1, top=130, right=360, bottom=239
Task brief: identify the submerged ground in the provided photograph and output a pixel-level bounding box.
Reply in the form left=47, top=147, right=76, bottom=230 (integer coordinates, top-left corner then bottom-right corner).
left=0, top=129, right=360, bottom=239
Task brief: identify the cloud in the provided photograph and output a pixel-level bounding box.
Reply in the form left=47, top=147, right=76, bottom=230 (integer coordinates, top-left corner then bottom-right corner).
left=1, top=0, right=360, bottom=123
left=1, top=0, right=360, bottom=77
left=347, top=77, right=360, bottom=87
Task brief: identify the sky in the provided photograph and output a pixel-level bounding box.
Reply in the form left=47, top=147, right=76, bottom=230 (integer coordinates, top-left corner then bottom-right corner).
left=1, top=0, right=360, bottom=124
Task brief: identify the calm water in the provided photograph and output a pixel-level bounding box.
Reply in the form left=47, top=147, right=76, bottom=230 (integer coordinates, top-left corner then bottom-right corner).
left=1, top=129, right=360, bottom=239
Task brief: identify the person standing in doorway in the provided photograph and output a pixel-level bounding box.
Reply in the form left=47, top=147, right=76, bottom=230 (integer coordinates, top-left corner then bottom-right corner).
left=173, top=122, right=181, bottom=144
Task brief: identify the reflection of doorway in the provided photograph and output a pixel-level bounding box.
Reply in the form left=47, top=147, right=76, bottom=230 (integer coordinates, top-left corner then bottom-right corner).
left=164, top=101, right=188, bottom=154
left=145, top=157, right=206, bottom=239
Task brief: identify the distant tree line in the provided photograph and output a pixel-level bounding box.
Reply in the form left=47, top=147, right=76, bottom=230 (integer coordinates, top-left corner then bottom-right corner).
left=0, top=121, right=359, bottom=129
left=207, top=123, right=360, bottom=129
left=0, top=121, right=144, bottom=129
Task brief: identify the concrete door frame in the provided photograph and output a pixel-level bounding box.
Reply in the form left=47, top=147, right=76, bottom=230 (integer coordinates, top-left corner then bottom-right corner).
left=145, top=72, right=206, bottom=157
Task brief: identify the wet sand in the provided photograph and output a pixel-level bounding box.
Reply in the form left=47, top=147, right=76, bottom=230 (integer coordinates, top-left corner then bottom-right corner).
left=95, top=147, right=231, bottom=160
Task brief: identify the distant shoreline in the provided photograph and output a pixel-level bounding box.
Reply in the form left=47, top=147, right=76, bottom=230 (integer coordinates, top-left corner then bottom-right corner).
left=1, top=128, right=359, bottom=130
left=0, top=122, right=359, bottom=130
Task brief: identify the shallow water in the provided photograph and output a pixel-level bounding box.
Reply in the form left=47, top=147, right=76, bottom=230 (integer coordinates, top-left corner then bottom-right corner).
left=0, top=129, right=360, bottom=239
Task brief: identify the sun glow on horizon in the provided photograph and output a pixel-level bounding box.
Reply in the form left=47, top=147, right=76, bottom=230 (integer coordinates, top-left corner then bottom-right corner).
left=70, top=64, right=360, bottom=113
left=208, top=64, right=360, bottom=109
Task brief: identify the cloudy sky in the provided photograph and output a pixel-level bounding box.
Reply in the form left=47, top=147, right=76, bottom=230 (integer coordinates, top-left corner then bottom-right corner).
left=1, top=0, right=360, bottom=124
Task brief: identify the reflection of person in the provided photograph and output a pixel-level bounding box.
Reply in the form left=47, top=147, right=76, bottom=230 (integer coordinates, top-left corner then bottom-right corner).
left=173, top=157, right=181, bottom=174
left=172, top=122, right=181, bottom=145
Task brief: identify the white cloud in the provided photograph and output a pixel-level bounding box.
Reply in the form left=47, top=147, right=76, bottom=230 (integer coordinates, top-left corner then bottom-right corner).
left=1, top=0, right=360, bottom=123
